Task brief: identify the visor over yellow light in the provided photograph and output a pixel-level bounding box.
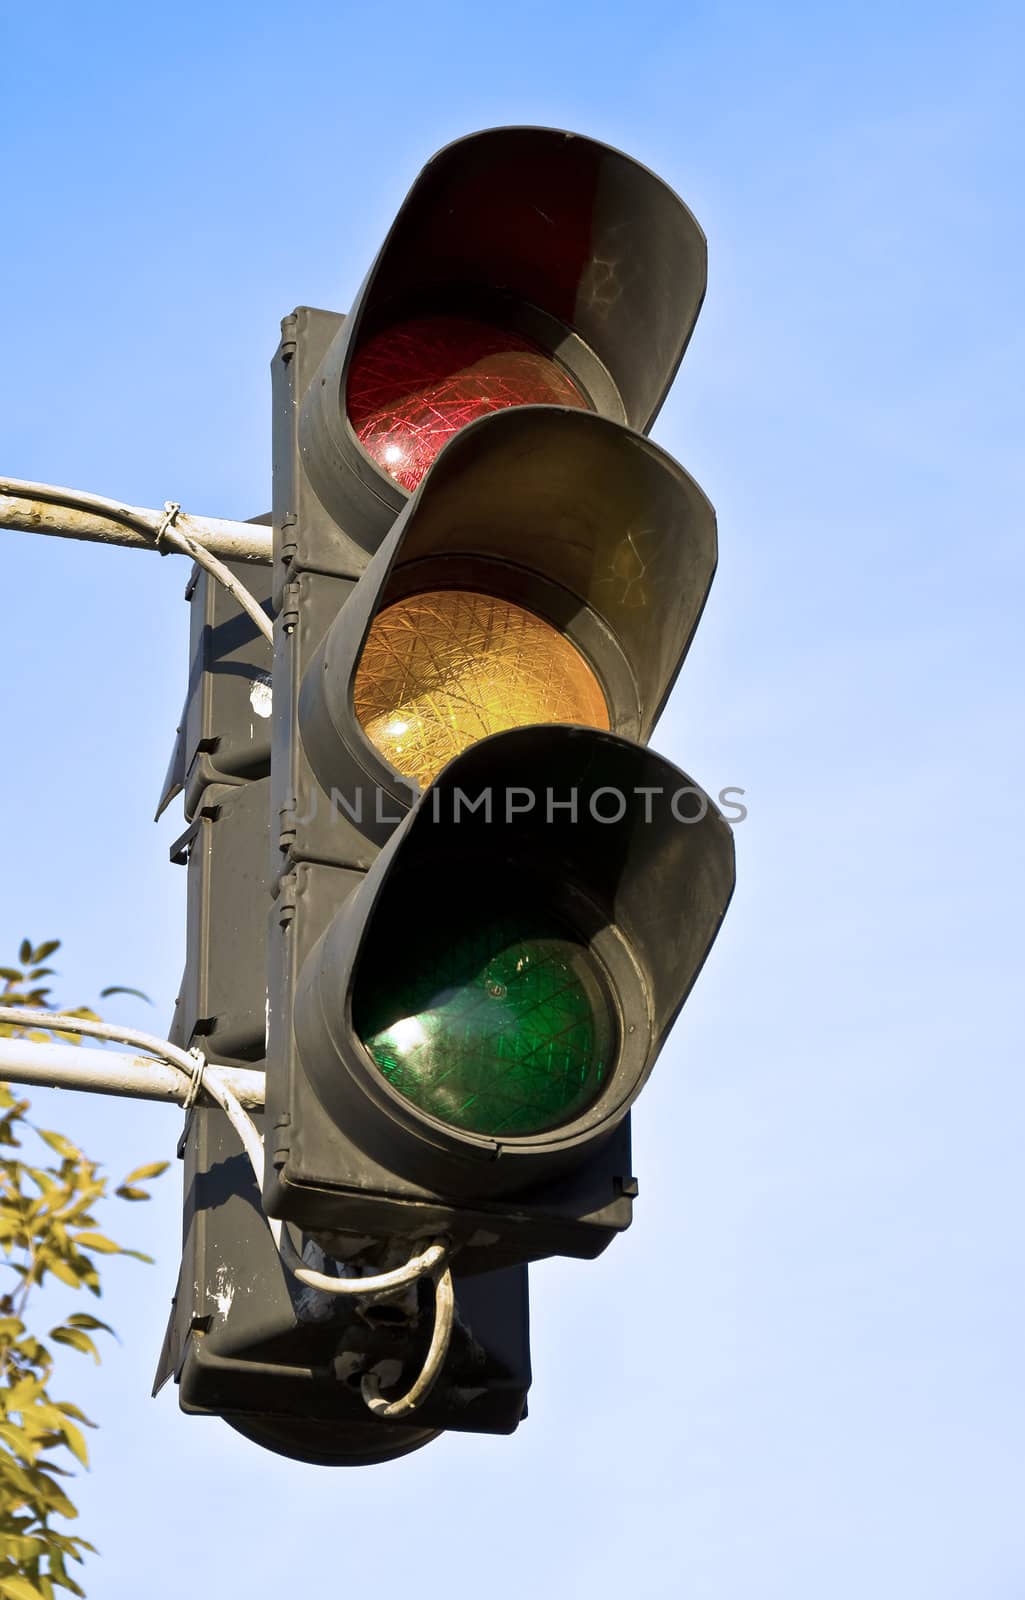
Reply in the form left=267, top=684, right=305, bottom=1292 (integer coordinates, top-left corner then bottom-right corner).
left=353, top=589, right=610, bottom=788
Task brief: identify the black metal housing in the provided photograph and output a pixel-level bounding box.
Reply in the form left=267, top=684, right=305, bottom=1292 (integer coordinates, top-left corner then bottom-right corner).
left=272, top=306, right=365, bottom=598
left=156, top=1106, right=531, bottom=1464
left=289, top=404, right=716, bottom=868
left=157, top=558, right=274, bottom=822
left=159, top=548, right=532, bottom=1457
left=295, top=125, right=706, bottom=566
left=168, top=779, right=270, bottom=1063
left=164, top=556, right=274, bottom=1061
left=265, top=725, right=734, bottom=1263
left=264, top=126, right=730, bottom=1282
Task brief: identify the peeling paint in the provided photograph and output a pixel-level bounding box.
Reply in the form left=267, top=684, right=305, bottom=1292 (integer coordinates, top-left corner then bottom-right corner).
left=213, top=1265, right=235, bottom=1318
left=250, top=673, right=273, bottom=719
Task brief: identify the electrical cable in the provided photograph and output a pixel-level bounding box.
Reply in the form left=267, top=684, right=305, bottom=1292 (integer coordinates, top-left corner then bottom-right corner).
left=0, top=1007, right=456, bottom=1415
left=0, top=472, right=460, bottom=1409
left=1, top=1004, right=454, bottom=1408
left=0, top=1005, right=451, bottom=1302
left=0, top=1005, right=265, bottom=1177
left=360, top=1263, right=456, bottom=1418
left=0, top=1006, right=455, bottom=1415
left=271, top=1223, right=449, bottom=1296
left=0, top=479, right=273, bottom=645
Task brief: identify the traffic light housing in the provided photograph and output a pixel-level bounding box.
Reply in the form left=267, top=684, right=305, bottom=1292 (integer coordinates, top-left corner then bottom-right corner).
left=290, top=124, right=707, bottom=570
left=265, top=126, right=735, bottom=1279
left=157, top=548, right=274, bottom=826
left=268, top=725, right=733, bottom=1268
left=160, top=1099, right=531, bottom=1464
left=157, top=556, right=531, bottom=1460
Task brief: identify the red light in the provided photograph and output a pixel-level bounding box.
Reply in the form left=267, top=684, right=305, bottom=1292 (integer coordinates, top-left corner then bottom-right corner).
left=347, top=314, right=590, bottom=492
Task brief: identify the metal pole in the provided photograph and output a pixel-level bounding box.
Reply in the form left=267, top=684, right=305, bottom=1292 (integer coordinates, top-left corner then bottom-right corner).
left=1, top=478, right=272, bottom=564
left=0, top=1038, right=265, bottom=1110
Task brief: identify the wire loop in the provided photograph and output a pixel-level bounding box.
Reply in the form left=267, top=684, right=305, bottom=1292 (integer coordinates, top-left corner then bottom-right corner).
left=181, top=1046, right=207, bottom=1111
left=0, top=480, right=273, bottom=644
left=360, top=1261, right=456, bottom=1419
left=154, top=500, right=181, bottom=551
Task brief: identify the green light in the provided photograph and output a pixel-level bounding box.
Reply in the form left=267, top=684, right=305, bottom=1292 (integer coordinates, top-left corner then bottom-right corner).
left=354, top=909, right=616, bottom=1137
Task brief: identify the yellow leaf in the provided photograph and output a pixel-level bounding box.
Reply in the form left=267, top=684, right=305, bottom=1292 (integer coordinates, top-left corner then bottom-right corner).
left=121, top=1161, right=169, bottom=1184
left=0, top=1578, right=50, bottom=1600
left=55, top=1401, right=97, bottom=1427
left=0, top=1536, right=45, bottom=1561
left=57, top=1417, right=89, bottom=1468
left=49, top=1328, right=100, bottom=1362
left=70, top=1232, right=120, bottom=1254
left=64, top=1314, right=113, bottom=1335
left=44, top=1258, right=84, bottom=1289
left=37, top=1130, right=80, bottom=1161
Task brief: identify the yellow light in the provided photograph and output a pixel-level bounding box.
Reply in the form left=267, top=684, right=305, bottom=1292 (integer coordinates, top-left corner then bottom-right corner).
left=354, top=590, right=610, bottom=787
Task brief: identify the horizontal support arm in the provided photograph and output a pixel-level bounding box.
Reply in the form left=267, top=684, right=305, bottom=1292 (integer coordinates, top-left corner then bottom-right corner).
left=0, top=1037, right=265, bottom=1110
left=1, top=477, right=272, bottom=564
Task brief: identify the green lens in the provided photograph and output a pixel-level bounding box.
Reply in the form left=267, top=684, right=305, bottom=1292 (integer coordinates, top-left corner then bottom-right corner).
left=354, top=909, right=615, bottom=1137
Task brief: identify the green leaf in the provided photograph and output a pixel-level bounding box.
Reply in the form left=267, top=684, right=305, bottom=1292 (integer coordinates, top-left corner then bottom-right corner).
left=18, top=940, right=32, bottom=966
left=31, top=941, right=61, bottom=963
left=113, top=1186, right=150, bottom=1202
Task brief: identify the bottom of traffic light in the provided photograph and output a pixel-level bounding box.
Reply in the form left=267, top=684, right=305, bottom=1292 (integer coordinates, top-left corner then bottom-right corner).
left=157, top=1104, right=532, bottom=1461
left=226, top=1413, right=440, bottom=1468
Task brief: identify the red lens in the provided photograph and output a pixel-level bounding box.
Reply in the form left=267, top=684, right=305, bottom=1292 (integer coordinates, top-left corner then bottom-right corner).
left=346, top=314, right=590, bottom=492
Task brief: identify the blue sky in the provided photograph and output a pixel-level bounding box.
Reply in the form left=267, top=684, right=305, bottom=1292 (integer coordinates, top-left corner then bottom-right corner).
left=2, top=0, right=1023, bottom=1594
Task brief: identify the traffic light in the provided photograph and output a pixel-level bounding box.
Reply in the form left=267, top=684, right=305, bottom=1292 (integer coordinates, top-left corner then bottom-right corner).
left=282, top=124, right=707, bottom=576
left=265, top=125, right=735, bottom=1286
left=157, top=556, right=531, bottom=1462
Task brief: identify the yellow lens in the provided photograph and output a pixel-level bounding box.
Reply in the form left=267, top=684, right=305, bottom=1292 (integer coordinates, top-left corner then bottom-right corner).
left=354, top=590, right=610, bottom=788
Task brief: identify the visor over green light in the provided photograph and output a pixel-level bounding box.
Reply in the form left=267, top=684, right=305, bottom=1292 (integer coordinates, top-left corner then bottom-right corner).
left=354, top=908, right=616, bottom=1138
